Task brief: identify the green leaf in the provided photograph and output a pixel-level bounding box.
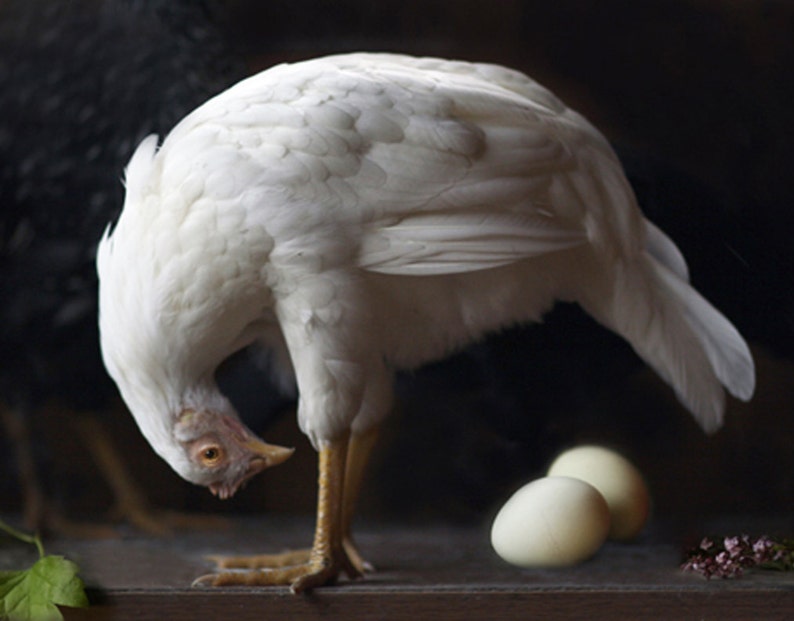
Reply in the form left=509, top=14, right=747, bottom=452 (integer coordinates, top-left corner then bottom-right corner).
left=0, top=555, right=89, bottom=621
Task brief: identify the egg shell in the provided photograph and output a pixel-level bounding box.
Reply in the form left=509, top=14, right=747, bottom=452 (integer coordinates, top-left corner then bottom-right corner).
left=490, top=476, right=611, bottom=568
left=547, top=445, right=650, bottom=541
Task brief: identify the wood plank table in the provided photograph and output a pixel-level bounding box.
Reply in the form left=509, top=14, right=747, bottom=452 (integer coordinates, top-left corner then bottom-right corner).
left=4, top=516, right=792, bottom=620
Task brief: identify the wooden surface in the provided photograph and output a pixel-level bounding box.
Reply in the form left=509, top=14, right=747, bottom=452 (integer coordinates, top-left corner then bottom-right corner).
left=4, top=516, right=791, bottom=620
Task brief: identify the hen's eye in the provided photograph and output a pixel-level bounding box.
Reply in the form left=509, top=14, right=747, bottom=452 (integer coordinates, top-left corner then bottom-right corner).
left=199, top=445, right=224, bottom=466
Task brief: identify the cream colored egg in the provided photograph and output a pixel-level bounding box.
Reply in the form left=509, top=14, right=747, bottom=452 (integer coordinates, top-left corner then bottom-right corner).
left=490, top=476, right=611, bottom=567
left=547, top=445, right=650, bottom=541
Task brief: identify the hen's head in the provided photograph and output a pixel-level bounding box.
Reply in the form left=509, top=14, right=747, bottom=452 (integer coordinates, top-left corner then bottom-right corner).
left=170, top=408, right=293, bottom=499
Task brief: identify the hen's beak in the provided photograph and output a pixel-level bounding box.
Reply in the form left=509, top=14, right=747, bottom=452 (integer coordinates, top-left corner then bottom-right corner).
left=220, top=415, right=295, bottom=468
left=243, top=437, right=294, bottom=468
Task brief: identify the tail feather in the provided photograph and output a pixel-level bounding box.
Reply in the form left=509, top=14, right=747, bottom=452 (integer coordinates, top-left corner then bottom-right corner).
left=584, top=254, right=755, bottom=434
left=652, top=261, right=755, bottom=402
left=644, top=219, right=689, bottom=281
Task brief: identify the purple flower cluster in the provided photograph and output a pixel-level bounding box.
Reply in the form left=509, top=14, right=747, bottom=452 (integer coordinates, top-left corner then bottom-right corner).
left=681, top=534, right=793, bottom=579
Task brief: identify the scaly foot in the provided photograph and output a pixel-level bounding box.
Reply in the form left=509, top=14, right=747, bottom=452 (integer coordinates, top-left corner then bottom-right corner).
left=344, top=536, right=375, bottom=573
left=194, top=544, right=362, bottom=593
left=207, top=537, right=372, bottom=574
left=207, top=548, right=312, bottom=569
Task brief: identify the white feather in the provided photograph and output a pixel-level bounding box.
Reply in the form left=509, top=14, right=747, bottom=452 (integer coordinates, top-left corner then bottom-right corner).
left=360, top=211, right=586, bottom=275
left=122, top=134, right=159, bottom=205
left=644, top=219, right=690, bottom=281
left=579, top=252, right=754, bottom=433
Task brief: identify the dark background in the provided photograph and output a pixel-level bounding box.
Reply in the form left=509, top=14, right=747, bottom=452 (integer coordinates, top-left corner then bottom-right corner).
left=1, top=0, right=792, bottom=533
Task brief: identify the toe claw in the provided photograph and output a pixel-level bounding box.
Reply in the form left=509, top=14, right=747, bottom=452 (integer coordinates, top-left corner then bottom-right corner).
left=289, top=567, right=337, bottom=594
left=191, top=573, right=220, bottom=588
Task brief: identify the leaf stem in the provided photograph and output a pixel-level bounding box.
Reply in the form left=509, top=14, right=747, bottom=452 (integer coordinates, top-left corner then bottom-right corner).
left=0, top=518, right=45, bottom=558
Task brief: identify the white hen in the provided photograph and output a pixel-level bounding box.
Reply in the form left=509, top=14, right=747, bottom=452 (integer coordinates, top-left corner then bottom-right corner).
left=97, top=53, right=755, bottom=591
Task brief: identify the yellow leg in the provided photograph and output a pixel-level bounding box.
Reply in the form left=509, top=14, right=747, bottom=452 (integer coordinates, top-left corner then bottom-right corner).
left=342, top=427, right=379, bottom=573
left=195, top=433, right=357, bottom=592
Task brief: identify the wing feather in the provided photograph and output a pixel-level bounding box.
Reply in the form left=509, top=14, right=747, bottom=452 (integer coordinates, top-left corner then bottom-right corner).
left=359, top=210, right=586, bottom=275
